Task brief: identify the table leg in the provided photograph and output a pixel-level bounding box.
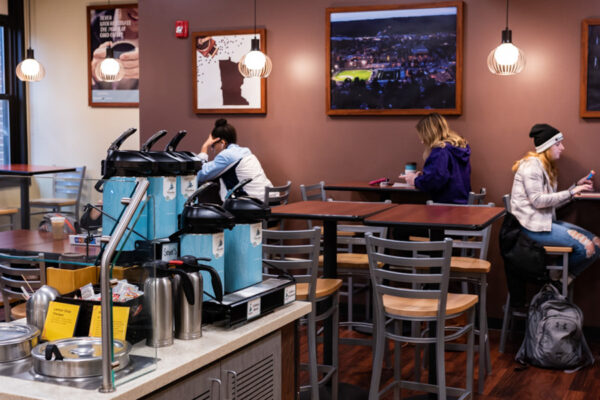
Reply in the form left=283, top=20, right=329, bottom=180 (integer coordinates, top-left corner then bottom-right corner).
left=322, top=219, right=337, bottom=366
left=19, top=177, right=31, bottom=229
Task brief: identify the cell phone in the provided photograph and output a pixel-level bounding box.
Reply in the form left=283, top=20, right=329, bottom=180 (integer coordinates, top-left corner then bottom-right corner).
left=112, top=42, right=136, bottom=58
left=369, top=177, right=388, bottom=186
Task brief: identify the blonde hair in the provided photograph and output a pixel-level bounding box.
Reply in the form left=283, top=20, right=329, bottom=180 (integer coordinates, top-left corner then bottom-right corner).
left=512, top=150, right=558, bottom=186
left=416, top=113, right=468, bottom=150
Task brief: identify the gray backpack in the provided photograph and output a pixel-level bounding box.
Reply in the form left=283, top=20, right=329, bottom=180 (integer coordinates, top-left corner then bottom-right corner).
left=516, top=284, right=594, bottom=370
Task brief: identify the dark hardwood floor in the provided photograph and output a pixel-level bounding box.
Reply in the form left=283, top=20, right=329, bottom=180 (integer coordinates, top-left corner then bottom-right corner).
left=299, top=326, right=600, bottom=399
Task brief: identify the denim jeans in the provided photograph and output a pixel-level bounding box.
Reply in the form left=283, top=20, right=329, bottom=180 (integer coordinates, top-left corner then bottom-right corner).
left=522, top=220, right=600, bottom=277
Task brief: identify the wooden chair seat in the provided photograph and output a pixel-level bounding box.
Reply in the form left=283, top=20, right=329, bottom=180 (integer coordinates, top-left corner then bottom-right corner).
left=544, top=246, right=573, bottom=253
left=30, top=198, right=77, bottom=207
left=450, top=256, right=491, bottom=273
left=318, top=253, right=384, bottom=270
left=383, top=293, right=478, bottom=317
left=0, top=208, right=18, bottom=216
left=10, top=302, right=26, bottom=320
left=319, top=226, right=356, bottom=237
left=296, top=278, right=343, bottom=301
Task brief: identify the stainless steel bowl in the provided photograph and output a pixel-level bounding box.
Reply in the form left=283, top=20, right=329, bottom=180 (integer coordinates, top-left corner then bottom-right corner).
left=31, top=337, right=131, bottom=378
left=0, top=323, right=40, bottom=362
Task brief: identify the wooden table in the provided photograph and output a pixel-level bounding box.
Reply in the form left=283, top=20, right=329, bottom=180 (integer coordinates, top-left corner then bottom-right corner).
left=0, top=165, right=77, bottom=229
left=324, top=180, right=427, bottom=202
left=0, top=229, right=99, bottom=259
left=270, top=200, right=395, bottom=369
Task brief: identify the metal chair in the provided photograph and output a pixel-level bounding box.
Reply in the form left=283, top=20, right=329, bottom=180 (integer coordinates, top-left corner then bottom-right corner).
left=29, top=166, right=86, bottom=223
left=300, top=182, right=326, bottom=229
left=468, top=187, right=487, bottom=205
left=0, top=208, right=18, bottom=231
left=499, top=194, right=572, bottom=353
left=263, top=228, right=341, bottom=400
left=263, top=180, right=292, bottom=229
left=366, top=235, right=477, bottom=400
left=0, top=253, right=46, bottom=321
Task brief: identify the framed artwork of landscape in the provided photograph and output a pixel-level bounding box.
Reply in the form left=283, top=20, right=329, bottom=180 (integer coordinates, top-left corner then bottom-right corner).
left=326, top=1, right=463, bottom=116
left=193, top=29, right=267, bottom=114
left=581, top=19, right=600, bottom=118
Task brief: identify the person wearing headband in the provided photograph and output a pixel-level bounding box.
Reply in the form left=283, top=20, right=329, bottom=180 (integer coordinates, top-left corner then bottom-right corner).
left=510, top=123, right=599, bottom=281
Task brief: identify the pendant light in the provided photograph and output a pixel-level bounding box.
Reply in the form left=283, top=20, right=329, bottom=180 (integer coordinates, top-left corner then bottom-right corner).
left=238, top=0, right=272, bottom=78
left=16, top=0, right=45, bottom=82
left=487, top=0, right=525, bottom=75
left=95, top=0, right=125, bottom=82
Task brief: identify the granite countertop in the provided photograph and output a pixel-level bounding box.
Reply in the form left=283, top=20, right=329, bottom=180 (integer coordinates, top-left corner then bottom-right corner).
left=0, top=301, right=311, bottom=400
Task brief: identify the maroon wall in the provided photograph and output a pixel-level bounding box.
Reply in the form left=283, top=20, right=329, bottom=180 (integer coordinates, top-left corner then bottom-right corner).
left=138, top=0, right=600, bottom=324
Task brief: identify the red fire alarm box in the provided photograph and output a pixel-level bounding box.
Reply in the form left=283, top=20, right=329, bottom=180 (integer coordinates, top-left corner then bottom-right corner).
left=175, top=20, right=188, bottom=38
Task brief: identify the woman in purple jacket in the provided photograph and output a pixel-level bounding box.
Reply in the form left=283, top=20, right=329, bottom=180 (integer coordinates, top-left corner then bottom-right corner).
left=404, top=113, right=471, bottom=204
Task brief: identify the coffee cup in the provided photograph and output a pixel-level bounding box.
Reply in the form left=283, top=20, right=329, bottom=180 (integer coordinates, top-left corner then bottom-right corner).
left=50, top=216, right=66, bottom=240
left=404, top=162, right=417, bottom=180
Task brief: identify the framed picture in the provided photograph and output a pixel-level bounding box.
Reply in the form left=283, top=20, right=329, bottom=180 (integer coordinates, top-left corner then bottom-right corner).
left=326, top=1, right=463, bottom=116
left=86, top=4, right=139, bottom=107
left=580, top=19, right=600, bottom=118
left=192, top=29, right=267, bottom=114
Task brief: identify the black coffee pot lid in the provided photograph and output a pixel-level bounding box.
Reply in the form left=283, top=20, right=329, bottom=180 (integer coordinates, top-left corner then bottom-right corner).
left=164, top=130, right=204, bottom=174
left=141, top=130, right=187, bottom=176
left=222, top=179, right=271, bottom=223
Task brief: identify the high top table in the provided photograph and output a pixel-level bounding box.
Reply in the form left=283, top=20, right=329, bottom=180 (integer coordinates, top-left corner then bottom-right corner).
left=0, top=165, right=77, bottom=229
left=0, top=229, right=99, bottom=258
left=324, top=180, right=427, bottom=202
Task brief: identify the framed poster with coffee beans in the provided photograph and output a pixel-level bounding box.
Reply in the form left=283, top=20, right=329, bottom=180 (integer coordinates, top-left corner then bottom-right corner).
left=193, top=29, right=267, bottom=114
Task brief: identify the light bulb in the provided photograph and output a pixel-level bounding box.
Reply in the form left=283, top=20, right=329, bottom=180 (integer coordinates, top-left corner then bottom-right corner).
left=494, top=43, right=519, bottom=66
left=20, top=58, right=40, bottom=76
left=16, top=48, right=45, bottom=82
left=244, top=50, right=267, bottom=70
left=94, top=46, right=125, bottom=82
left=100, top=58, right=121, bottom=77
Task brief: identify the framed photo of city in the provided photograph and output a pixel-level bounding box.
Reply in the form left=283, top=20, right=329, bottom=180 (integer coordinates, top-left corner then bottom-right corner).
left=580, top=19, right=600, bottom=118
left=87, top=4, right=139, bottom=107
left=193, top=29, right=266, bottom=114
left=326, top=2, right=463, bottom=116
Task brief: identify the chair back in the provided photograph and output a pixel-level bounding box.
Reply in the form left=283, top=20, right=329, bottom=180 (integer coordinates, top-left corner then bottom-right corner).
left=468, top=188, right=487, bottom=205
left=264, top=180, right=292, bottom=207
left=426, top=201, right=495, bottom=259
left=336, top=224, right=387, bottom=253
left=300, top=181, right=326, bottom=201
left=0, top=253, right=46, bottom=321
left=54, top=166, right=86, bottom=203
left=503, top=194, right=512, bottom=212
left=366, top=235, right=453, bottom=321
left=262, top=228, right=321, bottom=302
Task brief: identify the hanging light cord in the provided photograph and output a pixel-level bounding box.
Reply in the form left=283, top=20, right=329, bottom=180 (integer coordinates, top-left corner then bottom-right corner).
left=253, top=0, right=257, bottom=37
left=505, top=0, right=509, bottom=30
left=26, top=0, right=31, bottom=48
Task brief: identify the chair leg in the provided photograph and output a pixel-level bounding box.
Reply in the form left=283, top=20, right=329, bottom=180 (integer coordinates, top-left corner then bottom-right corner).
left=307, top=310, right=320, bottom=400
left=369, top=309, right=385, bottom=400
left=466, top=308, right=475, bottom=396
left=347, top=276, right=353, bottom=330
left=394, top=320, right=401, bottom=400
left=499, top=294, right=511, bottom=354
left=413, top=320, right=422, bottom=381
left=478, top=275, right=489, bottom=393
left=436, top=321, right=446, bottom=400
left=332, top=293, right=339, bottom=400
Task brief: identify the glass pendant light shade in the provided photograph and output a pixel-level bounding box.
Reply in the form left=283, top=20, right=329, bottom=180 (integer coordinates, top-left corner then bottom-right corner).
left=238, top=38, right=272, bottom=78
left=95, top=46, right=125, bottom=82
left=487, top=29, right=525, bottom=75
left=16, top=48, right=45, bottom=82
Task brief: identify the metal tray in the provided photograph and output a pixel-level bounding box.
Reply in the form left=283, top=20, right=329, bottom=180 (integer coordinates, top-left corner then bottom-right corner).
left=0, top=323, right=40, bottom=362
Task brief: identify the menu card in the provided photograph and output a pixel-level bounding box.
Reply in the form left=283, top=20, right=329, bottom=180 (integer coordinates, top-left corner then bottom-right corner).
left=42, top=301, right=80, bottom=341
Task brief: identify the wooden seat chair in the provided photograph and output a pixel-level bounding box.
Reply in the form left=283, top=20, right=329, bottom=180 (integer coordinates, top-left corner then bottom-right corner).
left=0, top=253, right=46, bottom=321
left=0, top=208, right=18, bottom=230
left=263, top=180, right=292, bottom=229
left=366, top=235, right=477, bottom=400
left=263, top=227, right=341, bottom=400
left=499, top=194, right=572, bottom=353
left=29, top=166, right=86, bottom=223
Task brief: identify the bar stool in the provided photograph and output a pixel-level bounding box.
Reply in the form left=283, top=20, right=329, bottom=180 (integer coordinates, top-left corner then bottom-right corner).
left=263, top=227, right=341, bottom=400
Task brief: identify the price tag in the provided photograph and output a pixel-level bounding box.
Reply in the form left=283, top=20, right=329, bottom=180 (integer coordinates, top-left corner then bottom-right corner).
left=41, top=301, right=80, bottom=341
left=247, top=298, right=261, bottom=320
left=284, top=285, right=296, bottom=304
left=88, top=305, right=130, bottom=342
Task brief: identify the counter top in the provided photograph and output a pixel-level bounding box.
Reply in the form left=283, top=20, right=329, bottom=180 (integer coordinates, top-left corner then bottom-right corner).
left=0, top=301, right=311, bottom=400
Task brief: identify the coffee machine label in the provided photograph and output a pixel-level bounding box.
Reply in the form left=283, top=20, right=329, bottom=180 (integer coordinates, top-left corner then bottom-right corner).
left=181, top=175, right=197, bottom=197
left=247, top=297, right=261, bottom=320
left=284, top=285, right=296, bottom=304
left=161, top=242, right=178, bottom=261
left=250, top=223, right=262, bottom=247
left=163, top=177, right=177, bottom=200
left=213, top=232, right=225, bottom=258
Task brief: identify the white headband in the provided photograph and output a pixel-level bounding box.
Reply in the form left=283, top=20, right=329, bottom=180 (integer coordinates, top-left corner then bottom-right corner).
left=536, top=132, right=563, bottom=153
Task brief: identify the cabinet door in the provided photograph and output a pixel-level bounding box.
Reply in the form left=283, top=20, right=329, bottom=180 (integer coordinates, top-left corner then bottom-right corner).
left=220, top=331, right=282, bottom=400
left=147, top=363, right=221, bottom=400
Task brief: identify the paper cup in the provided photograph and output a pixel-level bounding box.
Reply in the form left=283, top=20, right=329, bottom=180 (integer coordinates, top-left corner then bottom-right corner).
left=50, top=216, right=66, bottom=240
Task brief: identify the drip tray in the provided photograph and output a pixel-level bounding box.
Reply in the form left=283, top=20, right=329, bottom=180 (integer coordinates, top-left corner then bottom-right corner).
left=0, top=354, right=156, bottom=390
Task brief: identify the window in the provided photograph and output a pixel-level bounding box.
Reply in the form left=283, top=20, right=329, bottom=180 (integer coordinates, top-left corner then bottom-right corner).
left=0, top=0, right=26, bottom=165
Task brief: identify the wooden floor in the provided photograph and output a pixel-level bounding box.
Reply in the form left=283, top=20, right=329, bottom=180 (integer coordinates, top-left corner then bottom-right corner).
left=299, top=326, right=600, bottom=400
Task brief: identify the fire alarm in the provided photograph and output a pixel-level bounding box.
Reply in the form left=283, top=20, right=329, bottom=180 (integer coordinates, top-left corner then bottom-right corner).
left=175, top=20, right=188, bottom=38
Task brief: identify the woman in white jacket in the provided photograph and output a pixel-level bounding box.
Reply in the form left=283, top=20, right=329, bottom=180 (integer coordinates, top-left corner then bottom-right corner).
left=511, top=123, right=600, bottom=280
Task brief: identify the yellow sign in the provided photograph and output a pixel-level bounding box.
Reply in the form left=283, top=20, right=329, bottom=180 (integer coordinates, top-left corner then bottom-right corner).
left=88, top=305, right=130, bottom=342
left=41, top=301, right=80, bottom=341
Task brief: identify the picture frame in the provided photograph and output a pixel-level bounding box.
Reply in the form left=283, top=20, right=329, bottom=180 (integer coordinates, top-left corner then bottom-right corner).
left=86, top=4, right=139, bottom=107
left=326, top=1, right=463, bottom=116
left=580, top=19, right=600, bottom=118
left=192, top=29, right=267, bottom=114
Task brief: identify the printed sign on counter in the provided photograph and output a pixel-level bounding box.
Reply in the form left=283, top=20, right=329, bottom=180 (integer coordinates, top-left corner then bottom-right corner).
left=88, top=305, right=130, bottom=342
left=247, top=298, right=261, bottom=320
left=42, top=301, right=80, bottom=341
